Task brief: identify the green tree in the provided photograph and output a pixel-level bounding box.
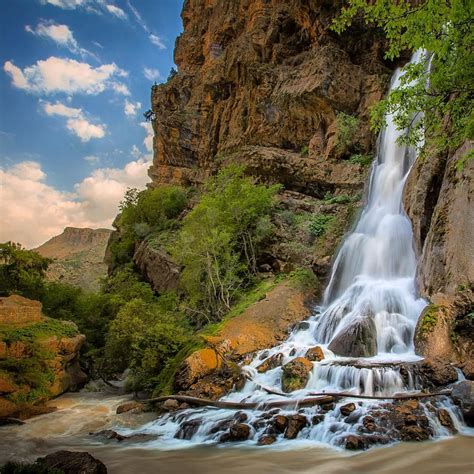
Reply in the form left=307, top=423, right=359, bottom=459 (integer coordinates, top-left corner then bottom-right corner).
left=333, top=0, right=473, bottom=154
left=0, top=242, right=51, bottom=299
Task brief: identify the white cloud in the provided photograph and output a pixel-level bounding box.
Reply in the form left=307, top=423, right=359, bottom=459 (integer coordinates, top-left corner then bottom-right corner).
left=149, top=34, right=166, bottom=49
left=25, top=20, right=97, bottom=60
left=140, top=121, right=153, bottom=152
left=124, top=99, right=141, bottom=117
left=41, top=100, right=106, bottom=142
left=41, top=0, right=89, bottom=8
left=143, top=67, right=161, bottom=81
left=4, top=57, right=128, bottom=96
left=106, top=4, right=127, bottom=19
left=0, top=155, right=151, bottom=248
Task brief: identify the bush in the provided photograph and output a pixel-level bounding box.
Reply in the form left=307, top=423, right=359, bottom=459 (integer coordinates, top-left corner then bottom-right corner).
left=349, top=154, right=373, bottom=166
left=334, top=112, right=358, bottom=155
left=308, top=214, right=334, bottom=237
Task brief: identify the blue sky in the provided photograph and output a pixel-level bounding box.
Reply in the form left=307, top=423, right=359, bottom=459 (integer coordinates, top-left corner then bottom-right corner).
left=0, top=0, right=183, bottom=247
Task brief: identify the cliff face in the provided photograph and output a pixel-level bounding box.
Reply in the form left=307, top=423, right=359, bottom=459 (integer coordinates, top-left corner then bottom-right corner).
left=404, top=141, right=473, bottom=374
left=148, top=0, right=393, bottom=195
left=35, top=227, right=112, bottom=292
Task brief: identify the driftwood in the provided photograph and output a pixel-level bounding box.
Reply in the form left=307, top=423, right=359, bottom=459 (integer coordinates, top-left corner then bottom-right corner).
left=145, top=389, right=452, bottom=411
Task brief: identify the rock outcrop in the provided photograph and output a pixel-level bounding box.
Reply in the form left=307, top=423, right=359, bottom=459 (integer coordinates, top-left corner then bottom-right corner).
left=404, top=141, right=473, bottom=374
left=35, top=227, right=112, bottom=292
left=0, top=295, right=86, bottom=418
left=328, top=316, right=377, bottom=357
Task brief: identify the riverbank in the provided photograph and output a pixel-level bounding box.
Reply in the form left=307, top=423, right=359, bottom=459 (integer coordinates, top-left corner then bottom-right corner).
left=0, top=393, right=472, bottom=474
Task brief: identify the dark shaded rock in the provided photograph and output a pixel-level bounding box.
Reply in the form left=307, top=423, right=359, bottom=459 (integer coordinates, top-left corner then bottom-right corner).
left=362, top=415, right=376, bottom=432
left=284, top=414, right=308, bottom=439
left=90, top=430, right=126, bottom=442
left=417, top=358, right=458, bottom=387
left=312, top=414, right=324, bottom=425
left=0, top=417, right=24, bottom=426
left=305, top=346, right=324, bottom=362
left=400, top=425, right=431, bottom=442
left=228, top=423, right=251, bottom=441
left=234, top=411, right=248, bottom=423
left=437, top=409, right=455, bottom=431
left=257, top=353, right=284, bottom=373
left=344, top=435, right=368, bottom=450
left=258, top=434, right=277, bottom=445
left=281, top=357, right=313, bottom=392
left=273, top=415, right=288, bottom=433
left=208, top=418, right=233, bottom=435
left=296, top=322, right=310, bottom=331
left=340, top=402, right=356, bottom=416
left=328, top=317, right=377, bottom=357
left=451, top=380, right=474, bottom=426
left=289, top=348, right=297, bottom=356
left=175, top=420, right=201, bottom=440
left=37, top=451, right=107, bottom=474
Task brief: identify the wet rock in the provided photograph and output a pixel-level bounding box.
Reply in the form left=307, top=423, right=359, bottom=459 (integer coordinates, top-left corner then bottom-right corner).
left=163, top=399, right=180, bottom=411
left=328, top=317, right=377, bottom=357
left=284, top=414, right=308, bottom=439
left=305, top=346, right=325, bottom=362
left=0, top=417, right=24, bottom=426
left=90, top=430, right=126, bottom=442
left=344, top=435, right=368, bottom=450
left=362, top=415, right=376, bottom=432
left=37, top=451, right=107, bottom=474
left=451, top=380, right=474, bottom=426
left=311, top=414, right=324, bottom=425
left=281, top=357, right=313, bottom=392
left=234, top=411, right=248, bottom=423
left=417, top=358, right=458, bottom=387
left=273, top=415, right=288, bottom=433
left=340, top=403, right=356, bottom=416
left=228, top=423, right=251, bottom=441
left=256, top=353, right=284, bottom=373
left=116, top=401, right=144, bottom=414
left=400, top=425, right=431, bottom=442
left=258, top=434, right=277, bottom=445
left=296, top=322, right=310, bottom=331
left=437, top=409, right=455, bottom=431
left=208, top=418, right=233, bottom=434
left=289, top=348, right=297, bottom=356
left=320, top=402, right=336, bottom=412
left=175, top=419, right=201, bottom=440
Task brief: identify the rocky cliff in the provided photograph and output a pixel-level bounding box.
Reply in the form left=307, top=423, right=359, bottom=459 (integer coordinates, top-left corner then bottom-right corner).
left=0, top=295, right=86, bottom=419
left=35, top=227, right=112, bottom=292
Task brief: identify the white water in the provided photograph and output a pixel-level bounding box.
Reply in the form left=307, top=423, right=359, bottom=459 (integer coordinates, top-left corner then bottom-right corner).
left=115, top=52, right=464, bottom=447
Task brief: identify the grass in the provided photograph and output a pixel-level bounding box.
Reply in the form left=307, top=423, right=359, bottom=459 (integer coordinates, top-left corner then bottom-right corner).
left=349, top=154, right=373, bottom=166
left=308, top=214, right=334, bottom=237
left=288, top=268, right=317, bottom=291
left=0, top=319, right=78, bottom=344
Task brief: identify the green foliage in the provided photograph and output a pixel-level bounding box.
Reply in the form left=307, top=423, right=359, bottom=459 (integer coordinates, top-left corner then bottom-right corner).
left=174, top=164, right=279, bottom=323
left=349, top=153, right=373, bottom=166
left=323, top=192, right=355, bottom=204
left=334, top=112, right=358, bottom=155
left=308, top=214, right=334, bottom=237
left=300, top=145, right=309, bottom=156
left=0, top=319, right=78, bottom=344
left=105, top=298, right=190, bottom=390
left=333, top=0, right=474, bottom=154
left=288, top=268, right=317, bottom=291
left=0, top=242, right=51, bottom=299
left=417, top=304, right=439, bottom=340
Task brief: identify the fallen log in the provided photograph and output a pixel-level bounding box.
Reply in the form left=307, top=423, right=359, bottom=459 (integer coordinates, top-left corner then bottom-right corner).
left=306, top=390, right=452, bottom=400
left=145, top=394, right=334, bottom=410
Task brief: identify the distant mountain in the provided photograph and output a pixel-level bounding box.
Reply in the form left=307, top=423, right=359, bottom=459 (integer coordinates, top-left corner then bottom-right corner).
left=34, top=227, right=112, bottom=292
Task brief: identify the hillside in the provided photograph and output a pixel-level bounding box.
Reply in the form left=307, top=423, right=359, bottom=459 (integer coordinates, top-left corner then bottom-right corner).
left=35, top=227, right=112, bottom=292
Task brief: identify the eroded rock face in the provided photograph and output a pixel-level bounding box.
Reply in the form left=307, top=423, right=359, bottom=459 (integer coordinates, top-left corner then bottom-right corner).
left=149, top=0, right=394, bottom=191
left=328, top=317, right=377, bottom=357
left=451, top=381, right=474, bottom=426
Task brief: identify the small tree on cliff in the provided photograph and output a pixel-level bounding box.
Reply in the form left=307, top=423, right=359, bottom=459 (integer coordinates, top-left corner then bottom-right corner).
left=333, top=0, right=473, bottom=160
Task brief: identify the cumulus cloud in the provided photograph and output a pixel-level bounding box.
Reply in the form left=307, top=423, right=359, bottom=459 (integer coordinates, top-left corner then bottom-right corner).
left=149, top=34, right=166, bottom=49
left=140, top=121, right=153, bottom=153
left=124, top=99, right=141, bottom=117
left=4, top=57, right=128, bottom=96
left=25, top=20, right=97, bottom=60
left=0, top=155, right=151, bottom=248
left=106, top=4, right=127, bottom=19
left=143, top=67, right=161, bottom=81
left=41, top=100, right=106, bottom=141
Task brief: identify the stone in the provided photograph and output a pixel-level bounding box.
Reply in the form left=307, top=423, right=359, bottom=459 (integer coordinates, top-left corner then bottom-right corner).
left=175, top=420, right=201, bottom=440
left=451, top=381, right=474, bottom=426
left=37, top=450, right=107, bottom=474
left=344, top=435, right=368, bottom=450
left=228, top=423, right=251, bottom=441
left=116, top=401, right=144, bottom=414
left=400, top=425, right=431, bottom=442
left=328, top=316, right=377, bottom=357
left=163, top=399, right=180, bottom=411
left=305, top=346, right=324, bottom=362
left=284, top=414, right=308, bottom=439
left=273, top=415, right=288, bottom=433
left=258, top=434, right=276, bottom=445
left=437, top=409, right=455, bottom=431
left=281, top=357, right=313, bottom=392
left=417, top=358, right=458, bottom=387
left=362, top=416, right=376, bottom=432
left=0, top=417, right=24, bottom=426
left=340, top=402, right=356, bottom=416
left=90, top=430, right=127, bottom=442
left=256, top=353, right=284, bottom=373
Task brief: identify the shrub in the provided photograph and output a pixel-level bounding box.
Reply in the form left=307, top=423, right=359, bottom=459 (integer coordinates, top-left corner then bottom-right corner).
left=349, top=154, right=373, bottom=166
left=300, top=145, right=309, bottom=156
left=308, top=214, right=334, bottom=237
left=334, top=112, right=358, bottom=155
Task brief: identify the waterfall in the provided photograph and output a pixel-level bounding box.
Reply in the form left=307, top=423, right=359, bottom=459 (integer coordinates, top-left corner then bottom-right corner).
left=119, top=52, right=464, bottom=447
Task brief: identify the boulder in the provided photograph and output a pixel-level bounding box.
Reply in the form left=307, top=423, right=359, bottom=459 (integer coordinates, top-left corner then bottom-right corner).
left=220, top=423, right=251, bottom=442
left=273, top=415, right=288, bottom=433
left=256, top=353, right=284, bottom=373
left=451, top=381, right=474, bottom=426
left=37, top=451, right=107, bottom=474
left=258, top=434, right=276, bottom=445
left=344, top=435, right=369, bottom=450
left=284, top=414, right=308, bottom=439
left=281, top=357, right=313, bottom=392
left=328, top=317, right=377, bottom=357
left=417, top=358, right=458, bottom=387
left=340, top=402, right=356, bottom=416
left=175, top=419, right=201, bottom=440
left=437, top=409, right=455, bottom=431
left=116, top=401, right=144, bottom=414
left=305, top=346, right=324, bottom=362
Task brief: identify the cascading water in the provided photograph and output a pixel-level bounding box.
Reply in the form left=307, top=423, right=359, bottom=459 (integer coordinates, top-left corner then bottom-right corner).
left=121, top=52, right=465, bottom=447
